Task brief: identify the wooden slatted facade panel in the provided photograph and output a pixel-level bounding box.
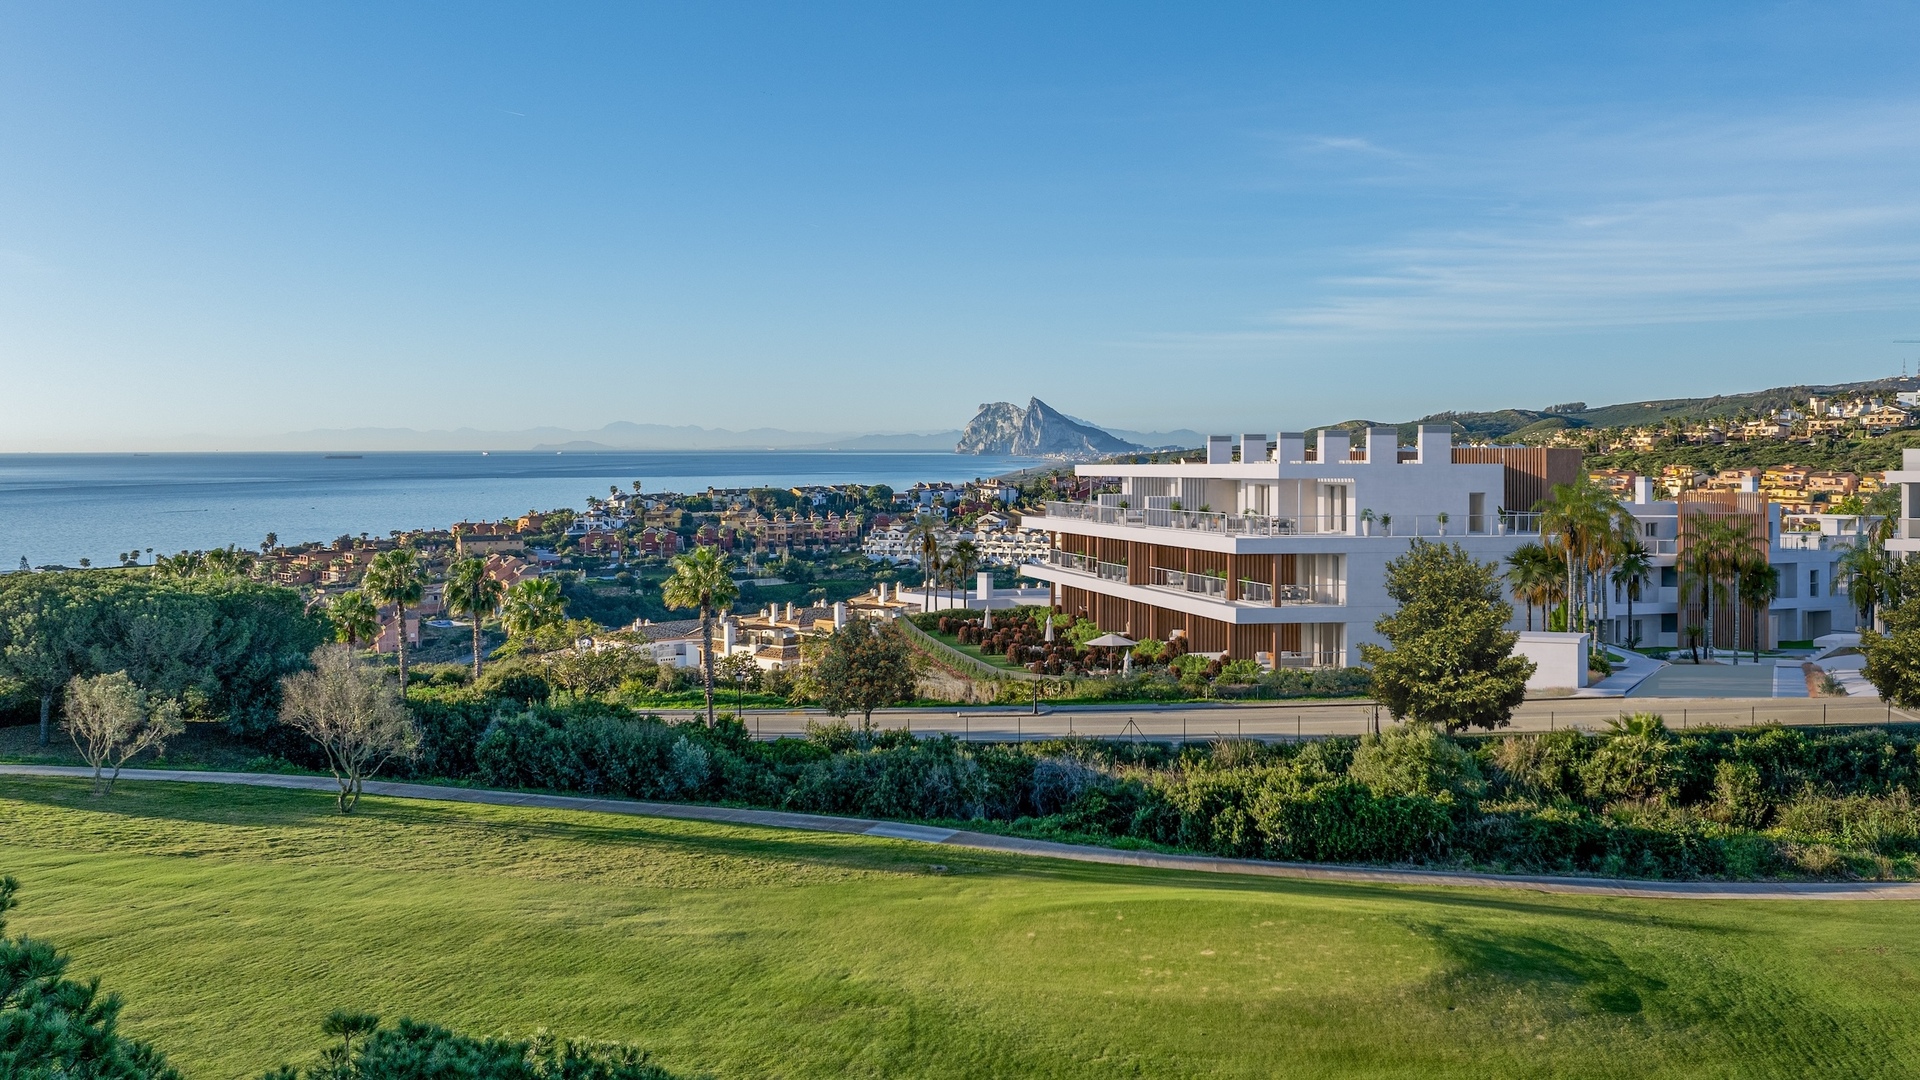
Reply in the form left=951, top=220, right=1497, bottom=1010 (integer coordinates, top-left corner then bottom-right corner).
left=1451, top=446, right=1584, bottom=513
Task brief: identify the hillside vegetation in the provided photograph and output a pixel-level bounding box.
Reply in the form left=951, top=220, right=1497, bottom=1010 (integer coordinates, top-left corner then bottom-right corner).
left=1307, top=375, right=1919, bottom=444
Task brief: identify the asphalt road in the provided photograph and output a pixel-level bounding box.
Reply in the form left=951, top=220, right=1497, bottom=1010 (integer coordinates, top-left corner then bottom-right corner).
left=653, top=695, right=1914, bottom=742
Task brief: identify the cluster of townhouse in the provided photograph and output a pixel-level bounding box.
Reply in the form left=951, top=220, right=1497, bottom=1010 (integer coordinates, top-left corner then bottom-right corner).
left=1591, top=465, right=1880, bottom=518
left=609, top=587, right=926, bottom=672
left=1014, top=427, right=1871, bottom=671
left=1547, top=393, right=1917, bottom=452
left=861, top=511, right=1052, bottom=568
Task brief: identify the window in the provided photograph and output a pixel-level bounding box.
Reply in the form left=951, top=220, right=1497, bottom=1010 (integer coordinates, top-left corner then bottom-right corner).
left=1660, top=566, right=1678, bottom=588
left=1661, top=613, right=1679, bottom=634
left=1646, top=521, right=1659, bottom=538
left=1809, top=569, right=1820, bottom=597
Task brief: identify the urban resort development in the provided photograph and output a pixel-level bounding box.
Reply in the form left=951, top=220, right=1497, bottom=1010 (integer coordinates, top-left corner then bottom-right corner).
left=1020, top=426, right=1868, bottom=678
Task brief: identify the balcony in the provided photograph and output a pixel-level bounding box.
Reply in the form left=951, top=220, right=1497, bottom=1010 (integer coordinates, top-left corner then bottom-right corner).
left=1151, top=566, right=1227, bottom=598
left=1038, top=502, right=1542, bottom=539
left=1274, top=582, right=1345, bottom=605
left=1045, top=548, right=1128, bottom=582
left=1778, top=532, right=1836, bottom=551
left=1239, top=579, right=1272, bottom=603
left=1271, top=650, right=1344, bottom=669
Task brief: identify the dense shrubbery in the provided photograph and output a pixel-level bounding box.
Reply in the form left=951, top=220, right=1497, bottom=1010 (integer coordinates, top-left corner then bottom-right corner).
left=258, top=673, right=1920, bottom=880
left=262, top=1014, right=676, bottom=1080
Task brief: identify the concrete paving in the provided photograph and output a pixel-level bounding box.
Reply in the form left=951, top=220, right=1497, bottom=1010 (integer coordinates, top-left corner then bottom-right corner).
left=1626, top=662, right=1785, bottom=698
left=5, top=764, right=1919, bottom=901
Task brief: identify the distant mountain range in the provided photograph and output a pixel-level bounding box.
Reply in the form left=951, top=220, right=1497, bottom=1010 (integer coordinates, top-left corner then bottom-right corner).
left=184, top=422, right=972, bottom=454
left=200, top=406, right=1200, bottom=456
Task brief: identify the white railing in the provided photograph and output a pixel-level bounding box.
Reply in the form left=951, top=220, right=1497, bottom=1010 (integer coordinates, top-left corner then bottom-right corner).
left=1041, top=502, right=1543, bottom=538
left=1151, top=566, right=1227, bottom=598
left=1777, top=532, right=1832, bottom=551
left=1239, top=579, right=1272, bottom=603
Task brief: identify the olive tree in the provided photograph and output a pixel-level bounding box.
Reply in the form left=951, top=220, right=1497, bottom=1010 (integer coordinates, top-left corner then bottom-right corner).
left=279, top=646, right=421, bottom=813
left=814, top=617, right=916, bottom=727
left=1359, top=540, right=1535, bottom=732
left=63, top=671, right=184, bottom=795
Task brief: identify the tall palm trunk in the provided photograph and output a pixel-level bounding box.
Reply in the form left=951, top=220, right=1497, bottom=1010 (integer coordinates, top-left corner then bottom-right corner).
left=1730, top=592, right=1740, bottom=665
left=396, top=602, right=409, bottom=690
left=701, top=601, right=716, bottom=727
left=1701, top=580, right=1714, bottom=662
left=471, top=617, right=484, bottom=679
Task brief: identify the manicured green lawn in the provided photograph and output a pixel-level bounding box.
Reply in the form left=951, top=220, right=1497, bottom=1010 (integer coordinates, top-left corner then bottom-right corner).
left=5, top=778, right=1920, bottom=1079
left=924, top=627, right=1032, bottom=672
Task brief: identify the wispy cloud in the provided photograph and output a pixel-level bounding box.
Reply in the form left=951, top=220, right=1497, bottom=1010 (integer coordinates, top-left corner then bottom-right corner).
left=1174, top=103, right=1920, bottom=342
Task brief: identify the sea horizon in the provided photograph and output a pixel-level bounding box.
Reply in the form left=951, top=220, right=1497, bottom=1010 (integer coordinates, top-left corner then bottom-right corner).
left=0, top=449, right=1044, bottom=570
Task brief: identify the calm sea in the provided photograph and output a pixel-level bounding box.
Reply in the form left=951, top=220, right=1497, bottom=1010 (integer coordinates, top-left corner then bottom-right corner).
left=0, top=451, right=1042, bottom=570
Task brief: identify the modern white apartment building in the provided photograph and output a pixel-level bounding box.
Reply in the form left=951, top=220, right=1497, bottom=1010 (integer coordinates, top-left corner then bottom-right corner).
left=1018, top=426, right=1578, bottom=667
left=1018, top=425, right=1865, bottom=666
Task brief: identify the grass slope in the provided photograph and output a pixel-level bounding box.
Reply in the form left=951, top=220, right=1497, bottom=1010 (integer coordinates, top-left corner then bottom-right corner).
left=4, top=778, right=1920, bottom=1079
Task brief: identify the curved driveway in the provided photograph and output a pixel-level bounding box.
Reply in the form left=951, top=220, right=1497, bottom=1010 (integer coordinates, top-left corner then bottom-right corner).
left=4, top=764, right=1917, bottom=901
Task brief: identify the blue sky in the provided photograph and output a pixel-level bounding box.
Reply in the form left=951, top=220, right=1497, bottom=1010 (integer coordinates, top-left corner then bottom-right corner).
left=4, top=2, right=1920, bottom=448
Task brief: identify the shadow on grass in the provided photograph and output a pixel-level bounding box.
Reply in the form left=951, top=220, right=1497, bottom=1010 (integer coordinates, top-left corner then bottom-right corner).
left=1411, top=919, right=1671, bottom=1016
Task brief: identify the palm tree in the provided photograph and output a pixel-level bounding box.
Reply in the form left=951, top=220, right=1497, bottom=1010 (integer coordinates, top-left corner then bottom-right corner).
left=328, top=590, right=379, bottom=647
left=1839, top=540, right=1893, bottom=630
left=261, top=532, right=277, bottom=555
left=1677, top=513, right=1751, bottom=662
left=1506, top=543, right=1553, bottom=631
left=1535, top=479, right=1621, bottom=636
left=949, top=539, right=980, bottom=607
left=361, top=547, right=425, bottom=689
left=662, top=546, right=740, bottom=727
left=501, top=577, right=566, bottom=638
left=444, top=557, right=505, bottom=679
left=1736, top=556, right=1779, bottom=662
left=909, top=515, right=944, bottom=612
left=1610, top=537, right=1652, bottom=648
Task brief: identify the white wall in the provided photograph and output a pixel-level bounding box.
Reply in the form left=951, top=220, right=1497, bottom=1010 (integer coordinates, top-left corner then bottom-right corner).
left=1515, top=632, right=1590, bottom=690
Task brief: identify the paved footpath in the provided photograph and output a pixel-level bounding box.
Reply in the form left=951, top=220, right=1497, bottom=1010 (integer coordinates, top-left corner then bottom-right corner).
left=5, top=764, right=1918, bottom=902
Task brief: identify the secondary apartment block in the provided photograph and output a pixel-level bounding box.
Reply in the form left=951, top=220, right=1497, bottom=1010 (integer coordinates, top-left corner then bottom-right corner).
left=1019, top=426, right=1866, bottom=667
left=1877, top=449, right=1920, bottom=563
left=1601, top=478, right=1862, bottom=649
left=1018, top=426, right=1578, bottom=668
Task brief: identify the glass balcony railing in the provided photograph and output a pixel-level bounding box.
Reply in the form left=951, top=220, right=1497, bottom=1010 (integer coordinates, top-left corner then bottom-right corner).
left=1044, top=548, right=1128, bottom=581
left=1271, top=650, right=1344, bottom=669
left=1150, top=566, right=1227, bottom=598
left=1038, top=502, right=1542, bottom=538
